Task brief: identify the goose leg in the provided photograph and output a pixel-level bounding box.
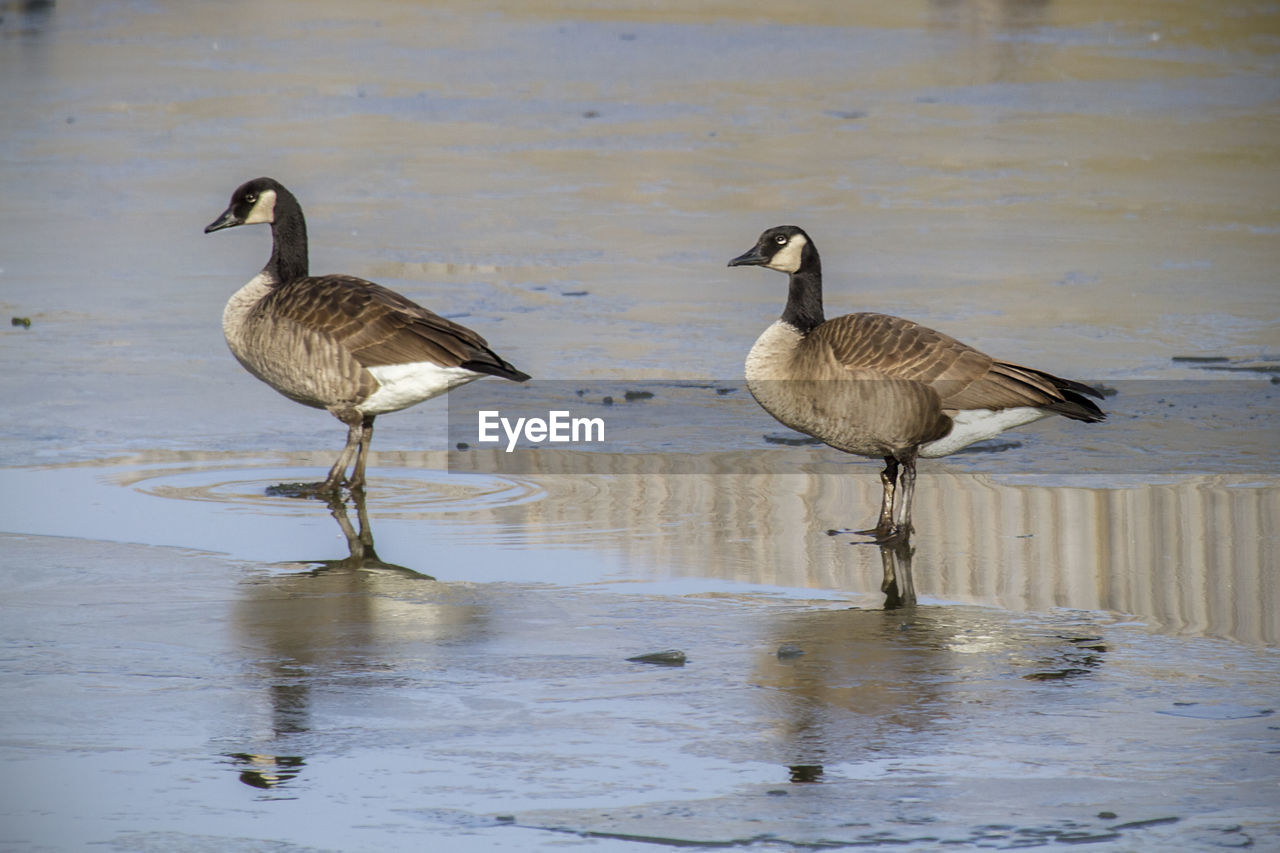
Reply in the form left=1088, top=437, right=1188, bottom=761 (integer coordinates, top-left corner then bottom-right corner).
left=348, top=414, right=376, bottom=492
left=321, top=411, right=365, bottom=493
left=889, top=454, right=918, bottom=544
left=856, top=456, right=899, bottom=540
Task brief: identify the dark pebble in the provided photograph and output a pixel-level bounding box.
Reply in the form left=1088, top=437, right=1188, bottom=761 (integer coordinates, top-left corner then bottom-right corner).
left=788, top=764, right=823, bottom=783
left=627, top=649, right=686, bottom=666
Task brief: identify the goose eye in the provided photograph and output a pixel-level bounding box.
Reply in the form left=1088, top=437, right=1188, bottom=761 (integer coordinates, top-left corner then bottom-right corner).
left=774, top=234, right=788, bottom=245
left=245, top=192, right=257, bottom=204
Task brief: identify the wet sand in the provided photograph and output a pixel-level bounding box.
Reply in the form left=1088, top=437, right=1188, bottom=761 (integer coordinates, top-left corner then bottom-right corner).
left=2, top=0, right=1279, bottom=850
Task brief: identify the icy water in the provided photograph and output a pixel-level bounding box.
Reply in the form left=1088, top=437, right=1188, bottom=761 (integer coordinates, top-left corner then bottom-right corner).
left=2, top=0, right=1279, bottom=850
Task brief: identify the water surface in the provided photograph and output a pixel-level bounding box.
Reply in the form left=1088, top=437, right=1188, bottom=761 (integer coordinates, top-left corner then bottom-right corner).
left=1, top=0, right=1277, bottom=850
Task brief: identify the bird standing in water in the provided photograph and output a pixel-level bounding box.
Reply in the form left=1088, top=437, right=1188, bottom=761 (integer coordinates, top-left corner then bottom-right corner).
left=729, top=225, right=1104, bottom=543
left=206, top=177, right=529, bottom=495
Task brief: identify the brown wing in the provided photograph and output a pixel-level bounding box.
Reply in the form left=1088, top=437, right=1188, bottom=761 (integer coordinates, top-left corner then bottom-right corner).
left=810, top=313, right=1104, bottom=422
left=256, top=275, right=529, bottom=381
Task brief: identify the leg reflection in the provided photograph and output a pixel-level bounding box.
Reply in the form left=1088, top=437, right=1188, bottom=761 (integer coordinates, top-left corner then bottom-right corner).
left=878, top=539, right=916, bottom=609
left=316, top=491, right=432, bottom=578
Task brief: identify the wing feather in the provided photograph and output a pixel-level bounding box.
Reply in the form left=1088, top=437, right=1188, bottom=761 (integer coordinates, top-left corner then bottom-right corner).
left=809, top=313, right=1103, bottom=422
left=256, top=275, right=529, bottom=381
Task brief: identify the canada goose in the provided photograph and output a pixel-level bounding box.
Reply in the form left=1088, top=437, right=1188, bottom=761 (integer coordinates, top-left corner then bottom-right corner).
left=728, top=225, right=1104, bottom=543
left=205, top=177, right=529, bottom=494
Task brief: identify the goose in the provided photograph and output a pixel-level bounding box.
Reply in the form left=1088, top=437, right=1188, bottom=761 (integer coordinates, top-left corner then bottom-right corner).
left=728, top=225, right=1104, bottom=543
left=205, top=177, right=529, bottom=494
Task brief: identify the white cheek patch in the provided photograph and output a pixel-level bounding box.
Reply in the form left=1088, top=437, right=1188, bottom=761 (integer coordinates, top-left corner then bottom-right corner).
left=243, top=189, right=277, bottom=225
left=766, top=233, right=807, bottom=274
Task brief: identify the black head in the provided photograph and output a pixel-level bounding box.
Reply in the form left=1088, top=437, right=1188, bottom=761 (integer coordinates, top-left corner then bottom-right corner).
left=205, top=177, right=288, bottom=234
left=727, top=225, right=815, bottom=275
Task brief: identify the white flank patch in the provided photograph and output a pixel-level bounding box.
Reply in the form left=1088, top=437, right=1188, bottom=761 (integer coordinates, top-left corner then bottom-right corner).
left=243, top=188, right=277, bottom=225
left=766, top=233, right=807, bottom=274
left=361, top=362, right=485, bottom=415
left=919, top=407, right=1049, bottom=458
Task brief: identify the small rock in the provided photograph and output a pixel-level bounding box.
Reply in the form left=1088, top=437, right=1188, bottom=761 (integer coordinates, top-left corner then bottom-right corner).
left=627, top=649, right=686, bottom=666
left=788, top=764, right=823, bottom=783
left=776, top=644, right=806, bottom=659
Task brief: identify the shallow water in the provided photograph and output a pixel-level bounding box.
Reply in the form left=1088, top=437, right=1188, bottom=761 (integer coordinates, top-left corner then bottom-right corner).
left=2, top=0, right=1279, bottom=850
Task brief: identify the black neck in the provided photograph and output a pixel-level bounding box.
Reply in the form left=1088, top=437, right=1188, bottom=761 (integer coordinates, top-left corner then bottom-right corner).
left=265, top=192, right=309, bottom=284
left=780, top=255, right=825, bottom=333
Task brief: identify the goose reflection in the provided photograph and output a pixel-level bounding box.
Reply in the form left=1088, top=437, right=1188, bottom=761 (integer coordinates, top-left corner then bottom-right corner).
left=308, top=491, right=429, bottom=576
left=227, top=492, right=488, bottom=789
left=755, top=607, right=948, bottom=772
left=876, top=540, right=916, bottom=609
left=3, top=0, right=55, bottom=35
left=754, top=603, right=1105, bottom=779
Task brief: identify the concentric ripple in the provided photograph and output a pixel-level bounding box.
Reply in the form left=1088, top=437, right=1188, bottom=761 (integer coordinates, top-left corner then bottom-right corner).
left=106, top=454, right=547, bottom=517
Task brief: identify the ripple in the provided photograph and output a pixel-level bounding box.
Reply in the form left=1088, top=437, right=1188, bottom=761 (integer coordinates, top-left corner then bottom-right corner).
left=107, top=456, right=547, bottom=517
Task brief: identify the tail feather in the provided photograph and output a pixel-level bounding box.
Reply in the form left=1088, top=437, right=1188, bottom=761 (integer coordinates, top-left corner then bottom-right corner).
left=461, top=352, right=530, bottom=383
left=993, top=362, right=1106, bottom=423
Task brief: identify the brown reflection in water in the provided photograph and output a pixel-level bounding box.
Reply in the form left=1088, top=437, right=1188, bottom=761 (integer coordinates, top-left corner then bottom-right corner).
left=753, top=607, right=951, bottom=768
left=753, top=604, right=1107, bottom=771
left=877, top=540, right=917, bottom=609
left=0, top=0, right=55, bottom=36
left=228, top=493, right=488, bottom=788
